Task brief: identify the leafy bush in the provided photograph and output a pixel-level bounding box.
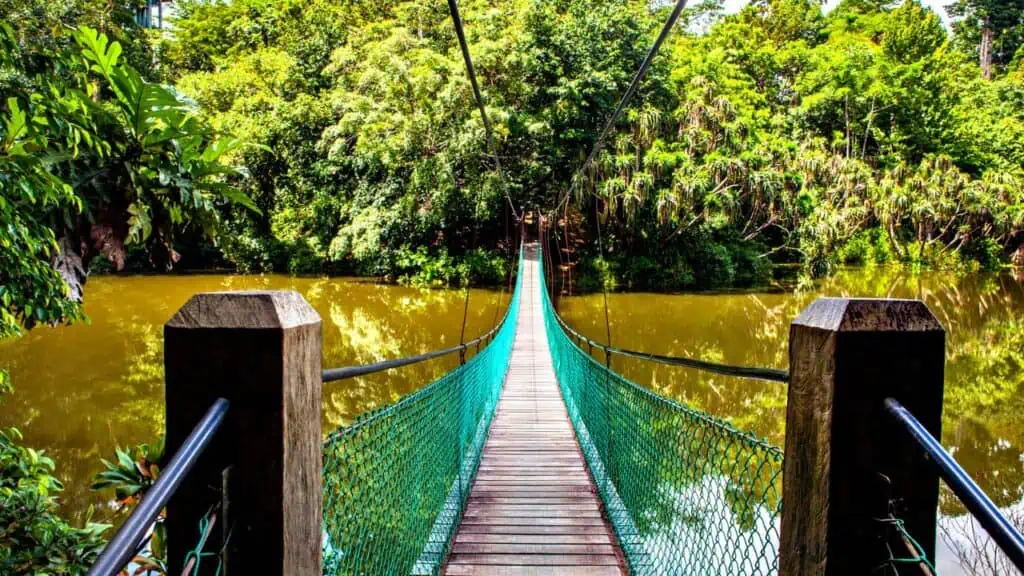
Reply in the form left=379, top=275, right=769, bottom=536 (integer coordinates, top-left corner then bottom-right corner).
left=962, top=237, right=1007, bottom=270
left=395, top=246, right=461, bottom=287
left=837, top=228, right=893, bottom=266
left=0, top=371, right=109, bottom=574
left=837, top=230, right=874, bottom=265
left=393, top=246, right=509, bottom=287
left=902, top=241, right=979, bottom=272
left=575, top=257, right=619, bottom=293
left=689, top=242, right=735, bottom=288
left=623, top=255, right=695, bottom=291
left=463, top=249, right=508, bottom=286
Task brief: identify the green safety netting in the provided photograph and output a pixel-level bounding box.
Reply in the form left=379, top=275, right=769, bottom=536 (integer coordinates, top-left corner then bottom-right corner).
left=321, top=246, right=523, bottom=575
left=538, top=247, right=785, bottom=576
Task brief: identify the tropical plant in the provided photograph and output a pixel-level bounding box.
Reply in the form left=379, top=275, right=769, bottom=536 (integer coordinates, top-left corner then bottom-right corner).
left=1, top=17, right=253, bottom=575
left=0, top=371, right=109, bottom=574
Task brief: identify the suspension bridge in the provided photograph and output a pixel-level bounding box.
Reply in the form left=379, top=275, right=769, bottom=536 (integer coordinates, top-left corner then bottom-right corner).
left=86, top=227, right=1024, bottom=576
left=83, top=0, right=1024, bottom=572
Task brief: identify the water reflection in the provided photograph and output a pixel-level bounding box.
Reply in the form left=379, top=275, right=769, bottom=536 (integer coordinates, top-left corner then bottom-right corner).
left=557, top=267, right=1024, bottom=515
left=0, top=275, right=506, bottom=520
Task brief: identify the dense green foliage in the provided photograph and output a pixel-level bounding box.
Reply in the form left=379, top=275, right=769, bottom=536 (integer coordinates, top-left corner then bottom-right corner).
left=1, top=3, right=253, bottom=571
left=148, top=0, right=1024, bottom=289
left=1, top=1, right=1021, bottom=572
left=947, top=0, right=1024, bottom=79
left=2, top=3, right=255, bottom=337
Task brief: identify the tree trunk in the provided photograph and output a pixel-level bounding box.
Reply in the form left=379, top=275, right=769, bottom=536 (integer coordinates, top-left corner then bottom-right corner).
left=888, top=220, right=904, bottom=259
left=844, top=96, right=851, bottom=157
left=981, top=20, right=994, bottom=80
left=52, top=203, right=132, bottom=303
left=52, top=235, right=89, bottom=302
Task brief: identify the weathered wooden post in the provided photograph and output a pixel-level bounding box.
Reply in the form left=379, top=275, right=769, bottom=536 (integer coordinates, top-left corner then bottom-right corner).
left=164, top=291, right=322, bottom=575
left=780, top=298, right=945, bottom=575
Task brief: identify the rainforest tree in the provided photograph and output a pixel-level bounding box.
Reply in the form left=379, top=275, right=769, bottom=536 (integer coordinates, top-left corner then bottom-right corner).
left=155, top=0, right=1024, bottom=288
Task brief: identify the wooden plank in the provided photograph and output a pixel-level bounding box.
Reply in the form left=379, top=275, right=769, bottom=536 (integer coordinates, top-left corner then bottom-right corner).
left=456, top=524, right=610, bottom=535
left=468, top=494, right=598, bottom=502
left=475, top=468, right=585, bottom=474
left=468, top=481, right=598, bottom=491
left=454, top=533, right=613, bottom=545
left=452, top=543, right=617, bottom=555
left=447, top=554, right=620, bottom=566
left=465, top=504, right=600, bottom=513
left=445, top=566, right=623, bottom=576
left=476, top=463, right=583, bottom=468
left=473, top=475, right=591, bottom=482
left=458, top=517, right=606, bottom=527
left=463, top=508, right=602, bottom=519
left=443, top=246, right=624, bottom=576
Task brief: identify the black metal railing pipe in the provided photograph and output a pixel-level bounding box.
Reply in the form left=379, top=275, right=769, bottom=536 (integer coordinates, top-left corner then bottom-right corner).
left=88, top=398, right=230, bottom=576
left=549, top=305, right=789, bottom=383
left=884, top=397, right=1024, bottom=571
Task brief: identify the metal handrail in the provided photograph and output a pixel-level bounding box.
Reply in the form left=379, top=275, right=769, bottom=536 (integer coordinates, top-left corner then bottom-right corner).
left=87, top=398, right=230, bottom=576
left=884, top=397, right=1024, bottom=571
left=548, top=301, right=790, bottom=383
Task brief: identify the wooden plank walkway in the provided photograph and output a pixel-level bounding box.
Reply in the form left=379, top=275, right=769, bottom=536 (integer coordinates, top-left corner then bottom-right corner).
left=444, top=246, right=625, bottom=576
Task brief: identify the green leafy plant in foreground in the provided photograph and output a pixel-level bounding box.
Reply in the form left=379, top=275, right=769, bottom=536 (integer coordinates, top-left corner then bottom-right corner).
left=91, top=441, right=168, bottom=576
left=0, top=370, right=109, bottom=574
left=2, top=22, right=259, bottom=324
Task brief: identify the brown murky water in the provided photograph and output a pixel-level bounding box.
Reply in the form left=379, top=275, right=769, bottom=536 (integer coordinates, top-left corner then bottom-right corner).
left=556, top=266, right=1024, bottom=574
left=0, top=274, right=506, bottom=520
left=1, top=267, right=1021, bottom=573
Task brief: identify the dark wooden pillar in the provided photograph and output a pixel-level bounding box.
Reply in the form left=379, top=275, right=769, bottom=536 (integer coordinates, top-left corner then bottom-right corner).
left=780, top=298, right=945, bottom=575
left=164, top=291, right=322, bottom=575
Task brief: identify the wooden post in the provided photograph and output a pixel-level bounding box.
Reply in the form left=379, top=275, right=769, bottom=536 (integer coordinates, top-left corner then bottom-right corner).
left=164, top=291, right=322, bottom=575
left=780, top=298, right=945, bottom=575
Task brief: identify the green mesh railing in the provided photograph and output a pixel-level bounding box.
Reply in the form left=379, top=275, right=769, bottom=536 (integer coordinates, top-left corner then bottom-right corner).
left=538, top=248, right=785, bottom=576
left=321, top=247, right=522, bottom=575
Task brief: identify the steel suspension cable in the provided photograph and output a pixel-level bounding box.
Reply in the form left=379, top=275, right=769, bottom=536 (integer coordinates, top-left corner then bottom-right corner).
left=446, top=0, right=521, bottom=223
left=553, top=0, right=689, bottom=215
left=546, top=0, right=692, bottom=379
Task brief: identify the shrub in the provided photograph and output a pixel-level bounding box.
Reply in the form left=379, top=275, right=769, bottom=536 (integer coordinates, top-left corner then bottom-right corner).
left=463, top=249, right=508, bottom=285
left=575, top=256, right=619, bottom=293
left=726, top=241, right=772, bottom=287
left=837, top=230, right=873, bottom=265
left=623, top=255, right=696, bottom=291
left=0, top=371, right=109, bottom=574
left=689, top=242, right=735, bottom=288
left=962, top=237, right=1007, bottom=270
left=838, top=228, right=894, bottom=266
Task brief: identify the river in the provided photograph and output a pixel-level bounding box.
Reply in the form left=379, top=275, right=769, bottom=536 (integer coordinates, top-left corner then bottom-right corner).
left=0, top=274, right=506, bottom=522
left=0, top=266, right=1021, bottom=573
left=558, top=266, right=1024, bottom=574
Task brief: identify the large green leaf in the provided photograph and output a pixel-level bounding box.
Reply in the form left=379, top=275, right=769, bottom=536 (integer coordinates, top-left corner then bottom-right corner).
left=197, top=181, right=261, bottom=213
left=74, top=27, right=122, bottom=79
